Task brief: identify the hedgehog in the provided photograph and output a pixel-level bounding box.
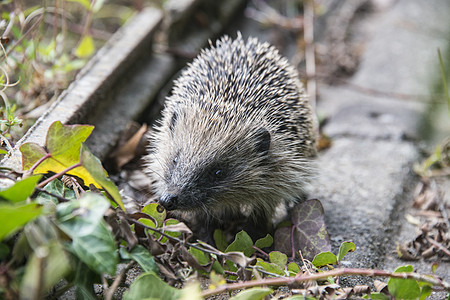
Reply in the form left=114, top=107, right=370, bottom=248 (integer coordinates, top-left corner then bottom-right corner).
left=145, top=33, right=316, bottom=241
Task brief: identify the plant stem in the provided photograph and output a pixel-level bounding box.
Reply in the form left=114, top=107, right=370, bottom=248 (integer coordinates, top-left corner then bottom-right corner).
left=29, top=153, right=52, bottom=173
left=201, top=268, right=450, bottom=298
left=36, top=162, right=81, bottom=188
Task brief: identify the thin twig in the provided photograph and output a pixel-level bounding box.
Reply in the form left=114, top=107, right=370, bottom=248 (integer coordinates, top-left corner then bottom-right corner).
left=29, top=153, right=52, bottom=174
left=201, top=267, right=450, bottom=298
left=36, top=162, right=81, bottom=188
left=104, top=261, right=136, bottom=300
left=426, top=237, right=450, bottom=258
left=6, top=15, right=44, bottom=57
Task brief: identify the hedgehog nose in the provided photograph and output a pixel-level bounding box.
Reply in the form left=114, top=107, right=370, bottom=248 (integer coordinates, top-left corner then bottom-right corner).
left=159, top=194, right=178, bottom=211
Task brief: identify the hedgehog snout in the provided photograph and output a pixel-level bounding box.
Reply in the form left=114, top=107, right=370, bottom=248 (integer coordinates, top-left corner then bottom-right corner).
left=159, top=193, right=178, bottom=211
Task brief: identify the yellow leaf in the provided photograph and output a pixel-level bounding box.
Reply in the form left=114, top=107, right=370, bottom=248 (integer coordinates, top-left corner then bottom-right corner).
left=75, top=35, right=95, bottom=58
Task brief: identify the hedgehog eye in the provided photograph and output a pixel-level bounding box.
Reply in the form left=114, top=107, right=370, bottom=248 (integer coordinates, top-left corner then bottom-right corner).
left=206, top=167, right=226, bottom=183
left=215, top=169, right=223, bottom=178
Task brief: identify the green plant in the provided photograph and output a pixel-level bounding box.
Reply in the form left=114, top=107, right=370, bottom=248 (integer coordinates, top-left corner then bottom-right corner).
left=0, top=121, right=449, bottom=300
left=0, top=1, right=134, bottom=143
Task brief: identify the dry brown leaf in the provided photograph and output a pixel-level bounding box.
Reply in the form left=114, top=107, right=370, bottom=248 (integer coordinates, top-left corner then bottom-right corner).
left=113, top=123, right=148, bottom=169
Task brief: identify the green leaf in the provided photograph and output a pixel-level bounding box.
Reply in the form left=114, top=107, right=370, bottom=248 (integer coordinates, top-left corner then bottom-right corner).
left=20, top=122, right=99, bottom=188
left=336, top=241, right=356, bottom=262
left=362, top=293, right=390, bottom=300
left=212, top=260, right=225, bottom=275
left=0, top=202, right=43, bottom=241
left=73, top=260, right=99, bottom=300
left=20, top=142, right=47, bottom=170
left=56, top=193, right=118, bottom=275
left=189, top=246, right=211, bottom=268
left=268, top=251, right=287, bottom=269
left=35, top=179, right=77, bottom=205
left=142, top=203, right=166, bottom=227
left=46, top=121, right=94, bottom=156
left=254, top=234, right=273, bottom=249
left=387, top=265, right=420, bottom=300
left=213, top=229, right=228, bottom=252
left=119, top=245, right=158, bottom=273
left=287, top=262, right=300, bottom=276
left=80, top=143, right=125, bottom=211
left=75, top=35, right=95, bottom=58
left=20, top=241, right=71, bottom=299
left=255, top=258, right=284, bottom=276
left=123, top=272, right=182, bottom=300
left=163, top=219, right=181, bottom=238
left=311, top=251, right=338, bottom=268
left=0, top=175, right=41, bottom=203
left=24, top=216, right=59, bottom=250
left=229, top=287, right=273, bottom=300
left=71, top=217, right=118, bottom=275
left=419, top=284, right=432, bottom=300
left=225, top=231, right=254, bottom=257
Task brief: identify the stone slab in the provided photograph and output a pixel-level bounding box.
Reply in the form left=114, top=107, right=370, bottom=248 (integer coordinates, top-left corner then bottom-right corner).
left=310, top=0, right=450, bottom=290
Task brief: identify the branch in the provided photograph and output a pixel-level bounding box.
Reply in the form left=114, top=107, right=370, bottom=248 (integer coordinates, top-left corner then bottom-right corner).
left=201, top=268, right=450, bottom=298
left=36, top=162, right=81, bottom=188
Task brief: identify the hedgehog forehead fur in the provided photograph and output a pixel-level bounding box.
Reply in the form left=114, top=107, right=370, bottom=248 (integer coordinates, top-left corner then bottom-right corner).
left=146, top=33, right=316, bottom=220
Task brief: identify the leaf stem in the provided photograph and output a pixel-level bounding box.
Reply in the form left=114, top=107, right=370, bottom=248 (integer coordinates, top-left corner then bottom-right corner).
left=37, top=162, right=82, bottom=188
left=29, top=152, right=52, bottom=173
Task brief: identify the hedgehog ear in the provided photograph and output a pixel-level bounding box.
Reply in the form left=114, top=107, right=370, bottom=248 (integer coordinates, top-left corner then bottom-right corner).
left=254, top=128, right=271, bottom=154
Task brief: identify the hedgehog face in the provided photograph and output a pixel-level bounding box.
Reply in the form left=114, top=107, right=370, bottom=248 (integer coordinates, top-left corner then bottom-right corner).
left=154, top=121, right=272, bottom=214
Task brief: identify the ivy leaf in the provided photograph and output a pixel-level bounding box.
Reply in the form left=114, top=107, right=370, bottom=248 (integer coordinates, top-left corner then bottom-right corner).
left=142, top=203, right=166, bottom=227
left=269, top=251, right=287, bottom=269
left=56, top=193, right=118, bottom=275
left=287, top=262, right=300, bottom=276
left=229, top=287, right=273, bottom=300
left=290, top=199, right=331, bottom=260
left=387, top=265, right=420, bottom=299
left=0, top=202, right=43, bottom=241
left=188, top=246, right=211, bottom=266
left=46, top=121, right=94, bottom=156
left=20, top=241, right=71, bottom=299
left=123, top=272, right=182, bottom=300
left=119, top=245, right=157, bottom=273
left=213, top=229, right=228, bottom=252
left=255, top=258, right=284, bottom=276
left=311, top=251, right=337, bottom=268
left=225, top=231, right=254, bottom=257
left=20, top=142, right=47, bottom=171
left=20, top=121, right=99, bottom=188
left=254, top=234, right=273, bottom=249
left=163, top=219, right=182, bottom=238
left=79, top=143, right=125, bottom=211
left=0, top=175, right=41, bottom=203
left=35, top=179, right=77, bottom=205
left=337, top=241, right=356, bottom=262
left=73, top=260, right=99, bottom=300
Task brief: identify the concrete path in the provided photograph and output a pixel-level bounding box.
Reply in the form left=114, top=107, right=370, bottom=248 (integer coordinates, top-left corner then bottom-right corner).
left=309, top=0, right=450, bottom=293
